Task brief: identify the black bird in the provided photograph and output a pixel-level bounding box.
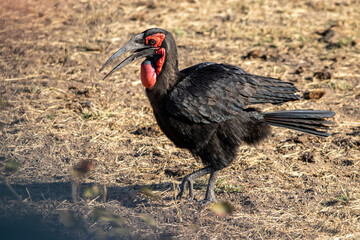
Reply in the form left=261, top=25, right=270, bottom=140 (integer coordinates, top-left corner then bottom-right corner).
left=100, top=28, right=335, bottom=204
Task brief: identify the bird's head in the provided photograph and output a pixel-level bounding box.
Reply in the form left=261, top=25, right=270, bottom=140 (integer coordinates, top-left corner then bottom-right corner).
left=100, top=28, right=178, bottom=90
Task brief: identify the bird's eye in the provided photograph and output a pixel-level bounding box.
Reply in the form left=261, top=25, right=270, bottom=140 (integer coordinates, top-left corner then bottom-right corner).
left=148, top=39, right=157, bottom=45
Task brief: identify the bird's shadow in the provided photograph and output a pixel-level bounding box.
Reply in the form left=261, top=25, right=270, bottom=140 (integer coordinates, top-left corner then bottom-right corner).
left=0, top=181, right=174, bottom=208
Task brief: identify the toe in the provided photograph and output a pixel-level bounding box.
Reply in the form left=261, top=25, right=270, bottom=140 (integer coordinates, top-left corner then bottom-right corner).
left=198, top=197, right=216, bottom=206
left=176, top=192, right=183, bottom=200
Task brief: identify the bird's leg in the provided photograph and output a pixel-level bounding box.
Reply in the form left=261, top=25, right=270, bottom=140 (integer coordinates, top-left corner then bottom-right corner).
left=199, top=169, right=219, bottom=205
left=188, top=179, right=194, bottom=199
left=177, top=166, right=212, bottom=200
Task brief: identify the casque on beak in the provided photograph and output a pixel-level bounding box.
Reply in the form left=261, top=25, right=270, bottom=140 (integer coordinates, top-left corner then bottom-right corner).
left=99, top=33, right=157, bottom=79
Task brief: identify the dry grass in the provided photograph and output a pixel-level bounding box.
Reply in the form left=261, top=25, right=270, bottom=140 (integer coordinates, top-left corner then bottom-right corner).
left=1, top=0, right=360, bottom=239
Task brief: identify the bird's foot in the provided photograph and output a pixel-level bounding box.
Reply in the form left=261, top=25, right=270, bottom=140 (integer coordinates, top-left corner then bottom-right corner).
left=176, top=191, right=184, bottom=200
left=176, top=192, right=195, bottom=201
left=199, top=186, right=217, bottom=205
left=198, top=197, right=216, bottom=206
left=176, top=177, right=194, bottom=200
left=176, top=181, right=186, bottom=200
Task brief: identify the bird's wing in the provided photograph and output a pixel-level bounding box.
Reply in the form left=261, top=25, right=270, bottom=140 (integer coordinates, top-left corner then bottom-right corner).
left=165, top=63, right=299, bottom=124
left=247, top=75, right=300, bottom=105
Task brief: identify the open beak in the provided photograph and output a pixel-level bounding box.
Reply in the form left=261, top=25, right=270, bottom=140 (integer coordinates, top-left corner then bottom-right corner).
left=99, top=33, right=156, bottom=79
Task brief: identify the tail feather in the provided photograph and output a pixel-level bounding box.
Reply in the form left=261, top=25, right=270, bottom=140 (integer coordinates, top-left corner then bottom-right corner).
left=264, top=110, right=335, bottom=137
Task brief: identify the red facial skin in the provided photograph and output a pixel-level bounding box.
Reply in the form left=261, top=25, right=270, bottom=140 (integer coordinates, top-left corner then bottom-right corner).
left=141, top=60, right=157, bottom=89
left=140, top=33, right=166, bottom=89
left=145, top=33, right=165, bottom=47
left=155, top=48, right=165, bottom=75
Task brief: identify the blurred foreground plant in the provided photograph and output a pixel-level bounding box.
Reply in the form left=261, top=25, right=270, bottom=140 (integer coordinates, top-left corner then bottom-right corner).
left=210, top=202, right=234, bottom=217
left=92, top=208, right=130, bottom=238
left=0, top=159, right=21, bottom=201
left=71, top=159, right=94, bottom=203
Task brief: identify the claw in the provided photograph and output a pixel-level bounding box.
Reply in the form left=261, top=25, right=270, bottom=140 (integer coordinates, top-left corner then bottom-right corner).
left=198, top=195, right=216, bottom=205
left=176, top=181, right=186, bottom=199
left=175, top=166, right=213, bottom=202
left=176, top=192, right=184, bottom=200
left=199, top=169, right=218, bottom=205
left=177, top=176, right=190, bottom=200
left=198, top=199, right=215, bottom=206
left=198, top=194, right=216, bottom=206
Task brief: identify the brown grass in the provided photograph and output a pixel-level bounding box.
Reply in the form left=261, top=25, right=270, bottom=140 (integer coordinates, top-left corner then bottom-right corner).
left=1, top=0, right=360, bottom=239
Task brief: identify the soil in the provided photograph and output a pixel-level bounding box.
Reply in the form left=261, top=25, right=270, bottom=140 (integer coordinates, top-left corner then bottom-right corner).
left=1, top=0, right=359, bottom=239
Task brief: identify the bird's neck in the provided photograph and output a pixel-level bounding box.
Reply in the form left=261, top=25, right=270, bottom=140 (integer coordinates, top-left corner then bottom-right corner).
left=146, top=50, right=180, bottom=96
left=144, top=35, right=180, bottom=110
left=145, top=59, right=180, bottom=116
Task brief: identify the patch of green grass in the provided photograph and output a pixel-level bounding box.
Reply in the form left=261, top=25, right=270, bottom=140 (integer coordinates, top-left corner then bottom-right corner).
left=297, top=35, right=310, bottom=44
left=173, top=27, right=185, bottom=38
left=334, top=191, right=351, bottom=205
left=106, top=113, right=116, bottom=118
left=81, top=111, right=100, bottom=120
left=216, top=178, right=244, bottom=193
left=309, top=80, right=353, bottom=91
left=262, top=36, right=274, bottom=44
left=337, top=37, right=356, bottom=47
left=252, top=42, right=262, bottom=47
left=5, top=159, right=19, bottom=173
left=326, top=38, right=356, bottom=50
left=326, top=80, right=353, bottom=91
left=194, top=179, right=207, bottom=190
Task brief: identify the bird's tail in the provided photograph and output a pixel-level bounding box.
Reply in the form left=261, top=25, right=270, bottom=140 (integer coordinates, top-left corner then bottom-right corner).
left=263, top=110, right=335, bottom=137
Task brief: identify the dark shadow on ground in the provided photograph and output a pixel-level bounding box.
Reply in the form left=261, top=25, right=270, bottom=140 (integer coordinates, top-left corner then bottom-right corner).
left=0, top=181, right=175, bottom=240
left=0, top=213, right=78, bottom=240
left=0, top=181, right=173, bottom=208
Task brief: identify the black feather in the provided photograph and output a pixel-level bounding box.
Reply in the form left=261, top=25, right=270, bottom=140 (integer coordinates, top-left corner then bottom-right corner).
left=264, top=110, right=335, bottom=137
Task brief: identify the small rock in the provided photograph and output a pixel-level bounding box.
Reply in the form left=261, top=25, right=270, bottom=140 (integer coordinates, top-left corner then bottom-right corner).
left=292, top=135, right=309, bottom=143
left=304, top=188, right=314, bottom=193
left=303, top=89, right=326, bottom=100
left=300, top=152, right=315, bottom=163
left=243, top=50, right=263, bottom=59
left=342, top=160, right=354, bottom=166
left=295, top=66, right=304, bottom=74
left=314, top=70, right=331, bottom=80
left=147, top=0, right=157, bottom=9
left=317, top=28, right=337, bottom=43
left=131, top=126, right=160, bottom=137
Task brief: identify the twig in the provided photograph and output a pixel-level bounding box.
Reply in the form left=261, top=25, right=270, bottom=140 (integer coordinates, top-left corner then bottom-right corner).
left=2, top=75, right=40, bottom=81
left=25, top=187, right=32, bottom=202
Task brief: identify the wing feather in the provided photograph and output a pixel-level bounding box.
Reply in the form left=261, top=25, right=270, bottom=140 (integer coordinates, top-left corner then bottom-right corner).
left=165, top=63, right=299, bottom=123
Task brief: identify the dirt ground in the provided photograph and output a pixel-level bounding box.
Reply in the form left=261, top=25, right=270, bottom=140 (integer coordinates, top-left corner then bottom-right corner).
left=1, top=0, right=359, bottom=239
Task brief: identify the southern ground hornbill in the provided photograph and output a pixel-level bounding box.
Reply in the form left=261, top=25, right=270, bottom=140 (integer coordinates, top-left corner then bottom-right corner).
left=100, top=28, right=335, bottom=204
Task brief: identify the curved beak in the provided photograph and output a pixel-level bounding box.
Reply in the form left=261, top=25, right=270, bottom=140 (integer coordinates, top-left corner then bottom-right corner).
left=99, top=33, right=156, bottom=80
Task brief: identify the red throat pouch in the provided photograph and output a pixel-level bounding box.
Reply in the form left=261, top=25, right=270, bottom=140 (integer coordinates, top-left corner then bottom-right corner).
left=141, top=60, right=157, bottom=89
